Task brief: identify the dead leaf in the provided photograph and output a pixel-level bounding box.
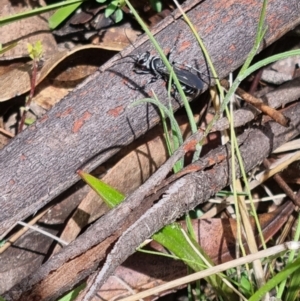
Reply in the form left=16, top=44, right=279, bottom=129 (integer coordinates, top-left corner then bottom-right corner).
left=95, top=27, right=141, bottom=50
left=0, top=0, right=57, bottom=60
left=280, top=161, right=300, bottom=184
left=0, top=45, right=117, bottom=103
left=33, top=78, right=76, bottom=110
left=51, top=115, right=202, bottom=254
left=96, top=201, right=294, bottom=301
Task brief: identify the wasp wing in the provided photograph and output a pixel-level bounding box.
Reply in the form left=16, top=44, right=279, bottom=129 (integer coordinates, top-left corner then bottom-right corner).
left=173, top=67, right=204, bottom=90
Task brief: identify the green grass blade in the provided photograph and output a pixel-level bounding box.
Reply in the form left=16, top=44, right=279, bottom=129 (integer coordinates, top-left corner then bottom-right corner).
left=151, top=92, right=183, bottom=172
left=0, top=42, right=17, bottom=55
left=124, top=0, right=198, bottom=135
left=131, top=98, right=184, bottom=146
left=284, top=255, right=300, bottom=301
left=279, top=211, right=300, bottom=300
left=78, top=170, right=124, bottom=208
left=152, top=223, right=210, bottom=272
left=48, top=2, right=82, bottom=29
left=153, top=224, right=238, bottom=301
left=57, top=283, right=86, bottom=301
left=242, top=49, right=300, bottom=80
left=78, top=170, right=238, bottom=299
left=0, top=0, right=84, bottom=27
left=131, top=96, right=184, bottom=169
left=249, top=257, right=300, bottom=301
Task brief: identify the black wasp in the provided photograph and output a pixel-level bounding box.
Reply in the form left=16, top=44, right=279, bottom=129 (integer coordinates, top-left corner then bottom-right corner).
left=128, top=48, right=204, bottom=98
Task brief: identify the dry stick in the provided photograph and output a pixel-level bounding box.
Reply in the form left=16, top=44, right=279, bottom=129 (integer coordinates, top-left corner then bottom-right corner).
left=0, top=205, right=51, bottom=254
left=262, top=158, right=300, bottom=281
left=145, top=75, right=300, bottom=192
left=81, top=126, right=279, bottom=300
left=212, top=76, right=300, bottom=133
left=149, top=143, right=231, bottom=194
left=263, top=158, right=300, bottom=207
left=220, top=79, right=290, bottom=127
left=1, top=0, right=299, bottom=240
left=248, top=68, right=264, bottom=95
left=4, top=130, right=204, bottom=298
left=0, top=128, right=14, bottom=138
left=5, top=103, right=300, bottom=301
left=236, top=180, right=266, bottom=290
left=236, top=86, right=290, bottom=127
left=82, top=101, right=300, bottom=299
left=119, top=241, right=300, bottom=301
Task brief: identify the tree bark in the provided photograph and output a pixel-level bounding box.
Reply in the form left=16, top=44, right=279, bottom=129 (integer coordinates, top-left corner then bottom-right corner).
left=1, top=0, right=300, bottom=299
left=4, top=100, right=300, bottom=301
left=1, top=0, right=299, bottom=236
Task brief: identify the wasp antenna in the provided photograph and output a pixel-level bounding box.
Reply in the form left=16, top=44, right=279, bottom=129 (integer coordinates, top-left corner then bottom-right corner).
left=111, top=54, right=138, bottom=67
left=127, top=54, right=138, bottom=60
left=124, top=28, right=137, bottom=50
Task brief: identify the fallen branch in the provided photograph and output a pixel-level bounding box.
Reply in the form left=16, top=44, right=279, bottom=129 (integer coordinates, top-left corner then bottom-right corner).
left=4, top=102, right=300, bottom=301
left=1, top=0, right=299, bottom=236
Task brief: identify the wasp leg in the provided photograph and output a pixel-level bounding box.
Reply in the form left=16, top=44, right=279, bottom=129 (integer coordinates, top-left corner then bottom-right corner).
left=167, top=30, right=183, bottom=62
left=133, top=69, right=151, bottom=75
left=125, top=76, right=159, bottom=91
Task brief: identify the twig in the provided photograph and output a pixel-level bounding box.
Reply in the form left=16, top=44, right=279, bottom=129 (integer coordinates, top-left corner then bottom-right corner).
left=221, top=79, right=290, bottom=127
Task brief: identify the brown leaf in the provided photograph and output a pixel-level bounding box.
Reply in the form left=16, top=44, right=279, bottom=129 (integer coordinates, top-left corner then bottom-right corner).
left=96, top=202, right=294, bottom=301
left=0, top=0, right=57, bottom=60
left=51, top=114, right=201, bottom=254
left=94, top=27, right=141, bottom=50
left=0, top=46, right=116, bottom=103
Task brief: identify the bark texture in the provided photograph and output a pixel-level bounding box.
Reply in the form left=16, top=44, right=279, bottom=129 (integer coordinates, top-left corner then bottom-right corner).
left=1, top=0, right=299, bottom=235
left=1, top=0, right=300, bottom=300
